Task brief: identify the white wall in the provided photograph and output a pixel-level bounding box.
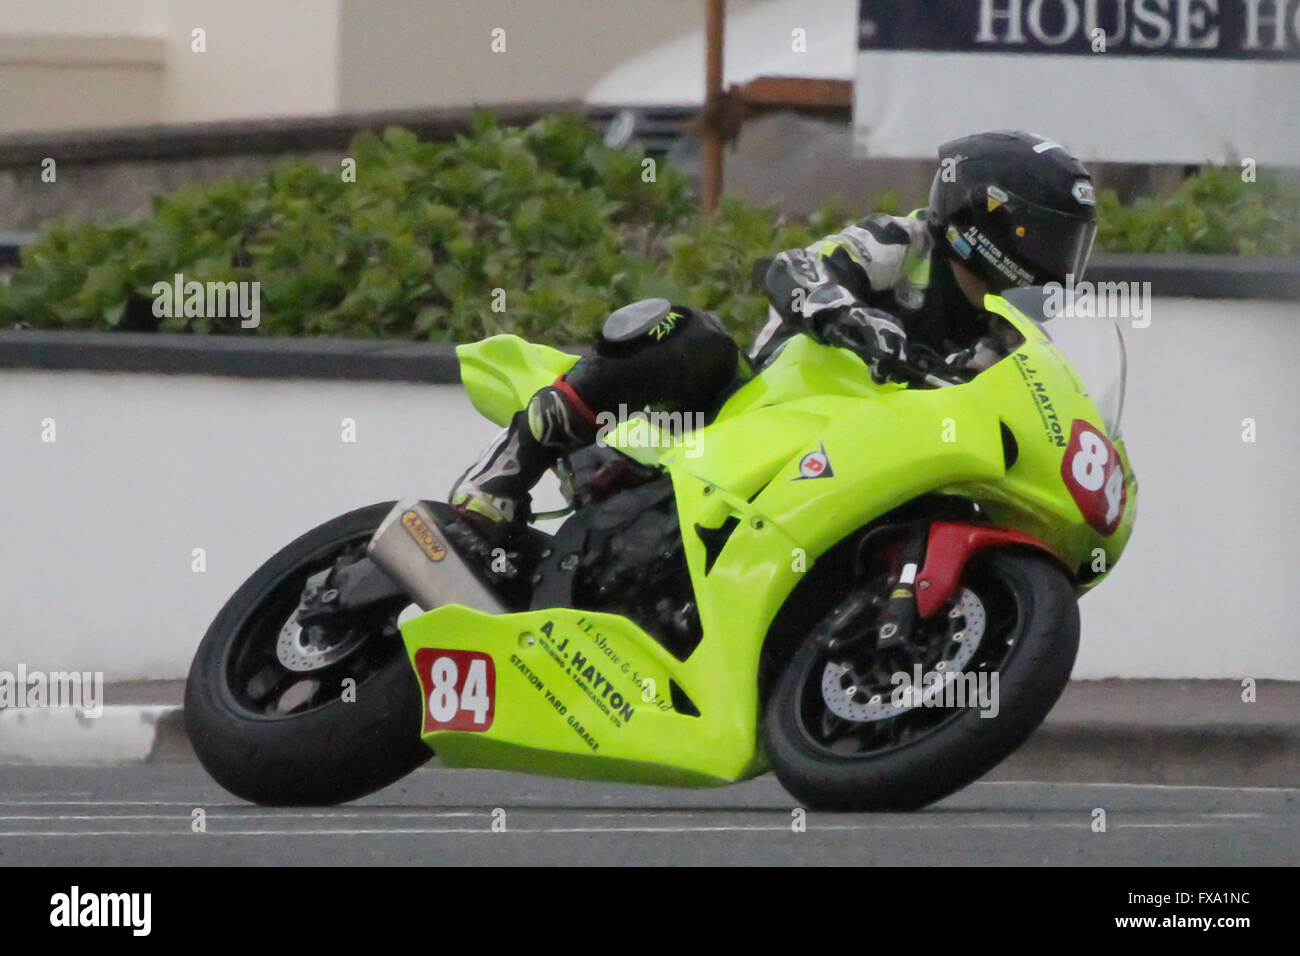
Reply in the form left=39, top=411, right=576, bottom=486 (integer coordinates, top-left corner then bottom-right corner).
left=0, top=0, right=167, bottom=131
left=337, top=0, right=766, bottom=112
left=0, top=0, right=762, bottom=133
left=1074, top=297, right=1300, bottom=679
left=0, top=376, right=494, bottom=680
left=0, top=0, right=166, bottom=34
left=0, top=0, right=340, bottom=132
left=155, top=0, right=340, bottom=123
left=1, top=297, right=1297, bottom=681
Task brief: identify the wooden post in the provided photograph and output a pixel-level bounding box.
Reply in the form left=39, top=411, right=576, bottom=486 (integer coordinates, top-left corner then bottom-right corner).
left=701, top=0, right=725, bottom=215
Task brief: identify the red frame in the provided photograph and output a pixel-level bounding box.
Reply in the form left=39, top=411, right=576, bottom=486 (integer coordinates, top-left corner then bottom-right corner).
left=913, top=522, right=1063, bottom=618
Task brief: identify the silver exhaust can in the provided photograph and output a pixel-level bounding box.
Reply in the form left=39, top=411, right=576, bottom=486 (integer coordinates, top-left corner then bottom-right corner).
left=366, top=499, right=506, bottom=614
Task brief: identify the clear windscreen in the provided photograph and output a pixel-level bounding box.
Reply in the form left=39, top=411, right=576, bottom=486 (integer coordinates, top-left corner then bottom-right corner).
left=1000, top=287, right=1128, bottom=437
left=1041, top=314, right=1127, bottom=437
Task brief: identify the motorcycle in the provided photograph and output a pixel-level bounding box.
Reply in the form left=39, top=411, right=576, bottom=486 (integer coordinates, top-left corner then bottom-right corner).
left=185, top=289, right=1137, bottom=810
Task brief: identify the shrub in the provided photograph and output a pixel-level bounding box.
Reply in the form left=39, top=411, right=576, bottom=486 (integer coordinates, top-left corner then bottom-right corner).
left=2, top=114, right=1294, bottom=343
left=1095, top=165, right=1300, bottom=256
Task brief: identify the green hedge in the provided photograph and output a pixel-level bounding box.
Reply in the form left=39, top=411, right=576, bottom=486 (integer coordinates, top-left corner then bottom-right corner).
left=0, top=112, right=828, bottom=343
left=1, top=112, right=1296, bottom=344
left=1096, top=166, right=1300, bottom=256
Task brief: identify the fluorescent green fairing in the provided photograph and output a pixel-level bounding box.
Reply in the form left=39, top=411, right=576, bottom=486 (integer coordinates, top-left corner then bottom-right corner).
left=456, top=335, right=578, bottom=426
left=407, top=295, right=1137, bottom=784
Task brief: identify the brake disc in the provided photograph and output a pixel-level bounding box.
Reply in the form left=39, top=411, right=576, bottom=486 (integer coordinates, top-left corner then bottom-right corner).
left=276, top=616, right=368, bottom=673
left=820, top=587, right=987, bottom=722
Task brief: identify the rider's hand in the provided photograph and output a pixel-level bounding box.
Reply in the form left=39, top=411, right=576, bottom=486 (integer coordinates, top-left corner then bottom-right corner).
left=815, top=306, right=909, bottom=384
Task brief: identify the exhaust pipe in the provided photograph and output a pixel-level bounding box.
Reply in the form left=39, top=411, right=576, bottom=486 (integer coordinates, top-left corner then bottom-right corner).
left=366, top=499, right=507, bottom=614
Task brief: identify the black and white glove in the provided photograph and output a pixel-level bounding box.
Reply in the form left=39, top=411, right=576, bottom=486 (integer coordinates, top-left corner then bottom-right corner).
left=813, top=306, right=909, bottom=384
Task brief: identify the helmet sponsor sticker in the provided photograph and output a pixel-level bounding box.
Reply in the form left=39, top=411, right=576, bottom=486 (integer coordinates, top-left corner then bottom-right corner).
left=946, top=225, right=972, bottom=258
left=968, top=227, right=1035, bottom=286
left=1072, top=180, right=1096, bottom=206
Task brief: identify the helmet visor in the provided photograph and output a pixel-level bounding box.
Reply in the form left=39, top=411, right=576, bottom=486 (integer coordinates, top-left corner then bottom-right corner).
left=1000, top=189, right=1098, bottom=286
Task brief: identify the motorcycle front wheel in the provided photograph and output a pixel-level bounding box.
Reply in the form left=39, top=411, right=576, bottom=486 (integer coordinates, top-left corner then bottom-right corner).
left=763, top=549, right=1079, bottom=811
left=185, top=502, right=432, bottom=805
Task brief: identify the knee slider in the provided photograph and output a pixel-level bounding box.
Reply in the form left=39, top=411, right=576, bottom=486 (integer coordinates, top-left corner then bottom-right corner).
left=526, top=385, right=596, bottom=449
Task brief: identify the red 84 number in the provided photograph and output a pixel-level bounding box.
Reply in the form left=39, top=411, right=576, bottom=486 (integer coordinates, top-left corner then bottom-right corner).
left=1061, top=419, right=1126, bottom=537
left=414, top=648, right=495, bottom=733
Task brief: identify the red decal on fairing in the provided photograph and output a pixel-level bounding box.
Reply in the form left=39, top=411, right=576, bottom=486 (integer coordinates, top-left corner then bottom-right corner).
left=1060, top=419, right=1126, bottom=536
left=415, top=648, right=496, bottom=733
left=793, top=442, right=834, bottom=480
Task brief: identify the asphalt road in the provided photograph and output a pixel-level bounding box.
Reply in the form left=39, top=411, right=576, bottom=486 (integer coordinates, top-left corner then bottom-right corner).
left=0, top=765, right=1296, bottom=865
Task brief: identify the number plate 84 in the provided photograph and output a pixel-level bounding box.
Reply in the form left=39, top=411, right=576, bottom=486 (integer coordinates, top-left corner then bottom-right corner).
left=1061, top=419, right=1126, bottom=537
left=414, top=648, right=496, bottom=733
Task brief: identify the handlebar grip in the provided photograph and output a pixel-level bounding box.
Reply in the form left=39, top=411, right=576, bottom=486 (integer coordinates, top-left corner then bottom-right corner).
left=821, top=326, right=955, bottom=388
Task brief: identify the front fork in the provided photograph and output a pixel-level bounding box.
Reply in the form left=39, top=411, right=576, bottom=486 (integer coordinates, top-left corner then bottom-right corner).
left=814, top=523, right=929, bottom=661
left=814, top=520, right=1064, bottom=662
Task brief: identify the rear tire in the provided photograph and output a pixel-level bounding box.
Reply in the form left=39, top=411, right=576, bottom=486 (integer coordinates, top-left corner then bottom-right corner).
left=185, top=502, right=433, bottom=806
left=764, top=550, right=1078, bottom=811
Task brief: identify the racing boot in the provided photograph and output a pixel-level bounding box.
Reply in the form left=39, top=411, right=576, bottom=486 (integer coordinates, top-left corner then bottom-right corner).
left=450, top=380, right=599, bottom=547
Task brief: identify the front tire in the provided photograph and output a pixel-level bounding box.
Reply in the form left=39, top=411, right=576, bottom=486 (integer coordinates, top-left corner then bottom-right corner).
left=764, top=550, right=1079, bottom=811
left=185, top=502, right=433, bottom=805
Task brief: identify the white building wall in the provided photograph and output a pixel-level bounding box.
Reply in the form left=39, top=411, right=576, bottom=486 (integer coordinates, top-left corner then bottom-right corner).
left=0, top=0, right=769, bottom=133
left=1, top=298, right=1296, bottom=682
left=0, top=0, right=339, bottom=132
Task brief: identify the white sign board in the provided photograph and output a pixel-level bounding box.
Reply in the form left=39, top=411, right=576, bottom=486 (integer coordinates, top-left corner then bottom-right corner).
left=854, top=0, right=1300, bottom=164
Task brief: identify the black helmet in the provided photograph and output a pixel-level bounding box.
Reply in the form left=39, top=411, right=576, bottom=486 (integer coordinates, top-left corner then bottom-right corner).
left=927, top=130, right=1098, bottom=292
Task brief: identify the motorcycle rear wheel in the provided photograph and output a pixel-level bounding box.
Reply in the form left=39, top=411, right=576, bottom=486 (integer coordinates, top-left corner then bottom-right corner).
left=763, top=549, right=1079, bottom=811
left=185, top=502, right=432, bottom=806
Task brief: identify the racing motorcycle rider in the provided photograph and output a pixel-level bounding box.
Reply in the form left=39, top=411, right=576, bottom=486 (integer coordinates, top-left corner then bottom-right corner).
left=449, top=130, right=1099, bottom=548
